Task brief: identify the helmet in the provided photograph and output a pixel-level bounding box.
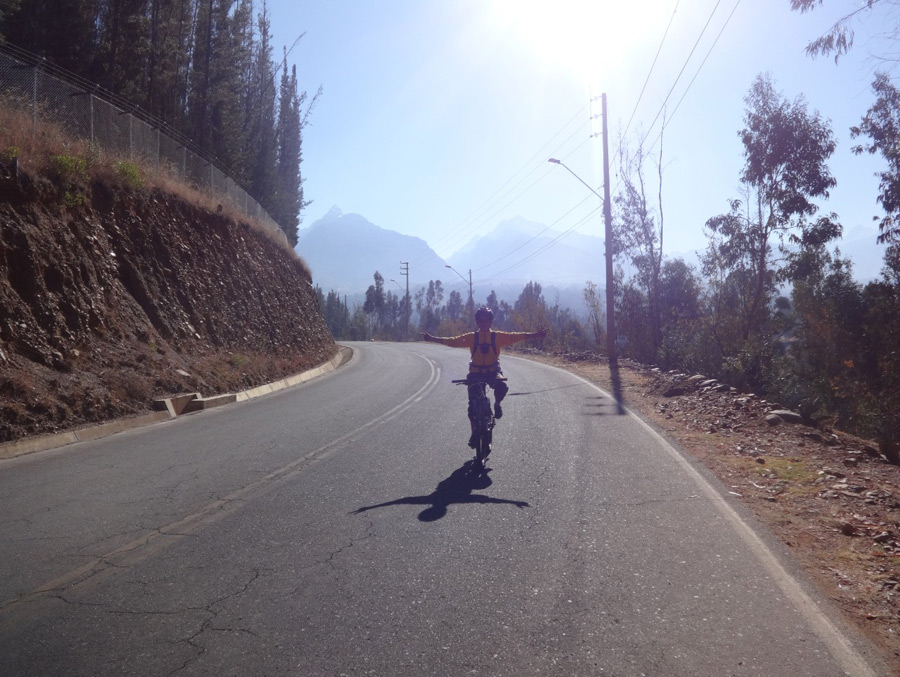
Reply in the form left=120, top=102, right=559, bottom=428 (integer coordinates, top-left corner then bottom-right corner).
left=475, top=306, right=494, bottom=322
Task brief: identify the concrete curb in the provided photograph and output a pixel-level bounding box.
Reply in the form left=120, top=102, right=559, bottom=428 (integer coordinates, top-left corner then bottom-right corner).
left=0, top=345, right=353, bottom=461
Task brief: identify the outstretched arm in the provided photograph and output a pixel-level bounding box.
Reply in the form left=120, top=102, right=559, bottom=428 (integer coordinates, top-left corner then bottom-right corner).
left=421, top=332, right=441, bottom=344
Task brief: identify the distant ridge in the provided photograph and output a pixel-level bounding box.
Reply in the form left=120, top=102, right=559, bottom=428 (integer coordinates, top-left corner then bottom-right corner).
left=295, top=208, right=449, bottom=293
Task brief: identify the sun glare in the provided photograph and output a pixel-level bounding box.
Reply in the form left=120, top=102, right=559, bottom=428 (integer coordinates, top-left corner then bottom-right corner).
left=490, top=0, right=676, bottom=85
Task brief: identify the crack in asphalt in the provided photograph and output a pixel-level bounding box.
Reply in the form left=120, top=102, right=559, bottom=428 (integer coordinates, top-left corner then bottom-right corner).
left=167, top=569, right=264, bottom=676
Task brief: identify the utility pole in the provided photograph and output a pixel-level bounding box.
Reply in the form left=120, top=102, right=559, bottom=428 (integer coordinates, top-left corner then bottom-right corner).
left=399, top=261, right=409, bottom=342
left=601, top=93, right=617, bottom=366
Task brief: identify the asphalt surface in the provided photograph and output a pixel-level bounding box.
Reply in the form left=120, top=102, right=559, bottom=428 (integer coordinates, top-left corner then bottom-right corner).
left=0, top=341, right=886, bottom=675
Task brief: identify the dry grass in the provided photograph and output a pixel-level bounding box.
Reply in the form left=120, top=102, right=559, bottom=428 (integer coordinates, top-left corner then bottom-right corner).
left=0, top=98, right=311, bottom=278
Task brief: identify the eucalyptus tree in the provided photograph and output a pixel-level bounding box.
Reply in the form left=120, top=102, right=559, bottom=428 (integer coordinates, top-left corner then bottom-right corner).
left=790, top=0, right=900, bottom=63
left=613, top=129, right=665, bottom=360
left=703, top=73, right=839, bottom=388
left=851, top=72, right=900, bottom=244
left=512, top=281, right=548, bottom=331
left=705, top=74, right=838, bottom=334
left=415, top=280, right=444, bottom=335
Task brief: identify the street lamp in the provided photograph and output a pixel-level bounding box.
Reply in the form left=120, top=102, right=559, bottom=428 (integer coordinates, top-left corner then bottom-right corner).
left=444, top=264, right=474, bottom=320
left=548, top=152, right=617, bottom=366
left=388, top=278, right=403, bottom=292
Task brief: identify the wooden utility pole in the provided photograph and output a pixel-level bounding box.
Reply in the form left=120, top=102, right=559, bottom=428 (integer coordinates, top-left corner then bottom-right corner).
left=601, top=93, right=617, bottom=365
left=400, top=261, right=409, bottom=341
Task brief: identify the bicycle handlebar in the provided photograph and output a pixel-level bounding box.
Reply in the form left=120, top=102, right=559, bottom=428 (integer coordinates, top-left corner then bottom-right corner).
left=451, top=377, right=507, bottom=384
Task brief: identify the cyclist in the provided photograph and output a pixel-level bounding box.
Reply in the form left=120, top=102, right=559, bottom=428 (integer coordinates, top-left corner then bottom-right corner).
left=422, top=307, right=547, bottom=448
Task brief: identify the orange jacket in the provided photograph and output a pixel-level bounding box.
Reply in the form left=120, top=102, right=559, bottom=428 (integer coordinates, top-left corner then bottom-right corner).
left=435, top=329, right=534, bottom=374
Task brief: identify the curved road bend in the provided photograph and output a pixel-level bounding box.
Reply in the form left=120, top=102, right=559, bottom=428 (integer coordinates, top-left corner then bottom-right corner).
left=0, top=341, right=887, bottom=675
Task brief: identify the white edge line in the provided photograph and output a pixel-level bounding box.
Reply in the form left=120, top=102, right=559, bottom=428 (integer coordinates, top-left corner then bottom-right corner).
left=530, top=360, right=878, bottom=677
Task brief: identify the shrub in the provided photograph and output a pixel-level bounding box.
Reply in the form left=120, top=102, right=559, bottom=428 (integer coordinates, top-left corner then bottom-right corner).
left=115, top=160, right=144, bottom=189
left=49, top=153, right=88, bottom=181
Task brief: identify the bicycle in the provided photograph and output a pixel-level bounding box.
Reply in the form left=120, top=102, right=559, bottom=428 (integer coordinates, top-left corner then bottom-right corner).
left=452, top=376, right=506, bottom=471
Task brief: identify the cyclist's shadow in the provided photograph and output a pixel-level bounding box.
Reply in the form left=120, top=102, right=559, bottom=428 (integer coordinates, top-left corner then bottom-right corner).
left=351, top=461, right=530, bottom=522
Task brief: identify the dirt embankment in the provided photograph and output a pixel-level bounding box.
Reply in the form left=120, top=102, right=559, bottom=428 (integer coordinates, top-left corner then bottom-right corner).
left=0, top=162, right=335, bottom=443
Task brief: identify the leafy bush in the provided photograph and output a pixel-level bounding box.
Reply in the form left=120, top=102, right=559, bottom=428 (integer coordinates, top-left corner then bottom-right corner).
left=115, top=160, right=144, bottom=188
left=49, top=153, right=87, bottom=181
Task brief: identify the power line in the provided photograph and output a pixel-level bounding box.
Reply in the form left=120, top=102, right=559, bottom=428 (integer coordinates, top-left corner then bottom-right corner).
left=477, top=204, right=604, bottom=283
left=639, top=0, right=726, bottom=149
left=473, top=193, right=596, bottom=273
left=416, top=104, right=592, bottom=264
left=620, top=0, right=682, bottom=143
left=651, top=0, right=743, bottom=148
left=416, top=0, right=743, bottom=294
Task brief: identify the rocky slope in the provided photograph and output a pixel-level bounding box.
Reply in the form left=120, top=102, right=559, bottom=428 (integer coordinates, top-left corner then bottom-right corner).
left=0, top=161, right=335, bottom=443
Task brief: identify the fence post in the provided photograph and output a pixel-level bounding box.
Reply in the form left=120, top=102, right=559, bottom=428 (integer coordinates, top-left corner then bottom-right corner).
left=31, top=62, right=38, bottom=138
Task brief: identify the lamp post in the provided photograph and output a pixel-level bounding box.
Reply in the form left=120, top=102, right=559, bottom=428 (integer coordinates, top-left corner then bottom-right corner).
left=444, top=264, right=474, bottom=321
left=548, top=96, right=617, bottom=366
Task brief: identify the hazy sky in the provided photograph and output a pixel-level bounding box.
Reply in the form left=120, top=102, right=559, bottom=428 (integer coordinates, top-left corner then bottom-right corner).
left=268, top=0, right=892, bottom=278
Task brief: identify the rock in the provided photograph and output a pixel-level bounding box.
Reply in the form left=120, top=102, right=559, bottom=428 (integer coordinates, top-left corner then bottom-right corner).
left=766, top=414, right=784, bottom=426
left=838, top=521, right=856, bottom=536
left=769, top=409, right=802, bottom=424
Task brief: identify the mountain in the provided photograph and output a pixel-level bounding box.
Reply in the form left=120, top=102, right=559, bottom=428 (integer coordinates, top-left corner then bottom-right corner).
left=295, top=207, right=450, bottom=294
left=296, top=210, right=888, bottom=304
left=446, top=216, right=606, bottom=289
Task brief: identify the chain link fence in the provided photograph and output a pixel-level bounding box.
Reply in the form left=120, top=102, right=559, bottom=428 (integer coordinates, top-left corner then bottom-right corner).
left=0, top=42, right=287, bottom=244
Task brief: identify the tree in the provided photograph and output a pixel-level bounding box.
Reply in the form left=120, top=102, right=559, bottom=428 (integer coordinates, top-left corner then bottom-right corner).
left=704, top=74, right=838, bottom=348
left=859, top=259, right=900, bottom=463
left=656, top=259, right=703, bottom=370
left=314, top=287, right=350, bottom=339
left=415, top=280, right=444, bottom=334
left=95, top=0, right=151, bottom=102
left=850, top=72, right=900, bottom=243
left=511, top=281, right=548, bottom=331
left=790, top=0, right=888, bottom=63
left=0, top=0, right=21, bottom=31
left=445, top=290, right=463, bottom=322
left=614, top=127, right=666, bottom=360
left=274, top=54, right=302, bottom=244
left=2, top=0, right=99, bottom=74
left=484, top=290, right=511, bottom=329
left=582, top=281, right=605, bottom=349
left=774, top=247, right=864, bottom=423
left=363, top=271, right=387, bottom=336
left=144, top=0, right=196, bottom=126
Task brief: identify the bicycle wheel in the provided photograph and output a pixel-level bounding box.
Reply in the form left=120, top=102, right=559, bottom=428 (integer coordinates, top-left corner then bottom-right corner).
left=475, top=419, right=492, bottom=468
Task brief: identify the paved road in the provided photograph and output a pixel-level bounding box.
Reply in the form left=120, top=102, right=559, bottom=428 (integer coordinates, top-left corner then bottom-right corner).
left=0, top=342, right=885, bottom=675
